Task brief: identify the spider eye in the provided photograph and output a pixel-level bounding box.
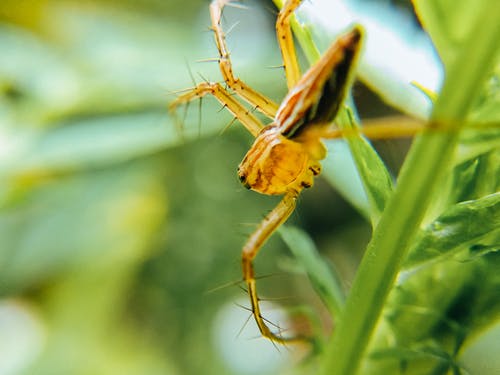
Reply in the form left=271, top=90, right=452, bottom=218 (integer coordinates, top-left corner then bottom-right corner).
left=238, top=173, right=251, bottom=189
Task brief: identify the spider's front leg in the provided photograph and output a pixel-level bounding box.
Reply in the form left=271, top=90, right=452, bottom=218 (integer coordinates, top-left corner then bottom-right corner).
left=241, top=190, right=302, bottom=343
left=210, top=0, right=279, bottom=118
left=276, top=0, right=303, bottom=88
left=169, top=0, right=280, bottom=137
left=169, top=82, right=264, bottom=137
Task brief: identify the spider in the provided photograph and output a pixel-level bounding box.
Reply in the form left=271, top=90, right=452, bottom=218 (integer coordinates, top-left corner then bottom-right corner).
left=169, top=0, right=410, bottom=343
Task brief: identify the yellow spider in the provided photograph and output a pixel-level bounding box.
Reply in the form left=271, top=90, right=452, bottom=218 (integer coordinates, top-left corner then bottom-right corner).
left=170, top=0, right=377, bottom=343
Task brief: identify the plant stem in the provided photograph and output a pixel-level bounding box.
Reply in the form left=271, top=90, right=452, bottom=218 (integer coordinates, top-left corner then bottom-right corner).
left=320, top=4, right=500, bottom=375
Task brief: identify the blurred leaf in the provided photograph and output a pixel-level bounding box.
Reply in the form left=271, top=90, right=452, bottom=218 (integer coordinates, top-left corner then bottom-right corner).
left=413, top=0, right=500, bottom=127
left=0, top=162, right=167, bottom=293
left=0, top=109, right=227, bottom=177
left=23, top=259, right=178, bottom=375
left=412, top=0, right=498, bottom=68
left=337, top=108, right=394, bottom=225
left=369, top=342, right=463, bottom=375
left=279, top=225, right=345, bottom=317
left=469, top=65, right=500, bottom=123
left=0, top=14, right=181, bottom=124
left=322, top=107, right=395, bottom=224
left=292, top=0, right=440, bottom=119
left=322, top=138, right=370, bottom=219
left=456, top=126, right=500, bottom=166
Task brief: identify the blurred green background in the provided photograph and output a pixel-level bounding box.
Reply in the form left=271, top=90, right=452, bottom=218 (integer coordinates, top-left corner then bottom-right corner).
left=1, top=1, right=496, bottom=375
left=0, top=1, right=374, bottom=374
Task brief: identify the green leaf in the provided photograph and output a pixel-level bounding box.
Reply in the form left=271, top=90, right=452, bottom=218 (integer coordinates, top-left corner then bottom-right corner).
left=322, top=139, right=371, bottom=219
left=365, top=251, right=500, bottom=374
left=336, top=108, right=394, bottom=225
left=279, top=225, right=345, bottom=317
left=456, top=127, right=500, bottom=166
left=425, top=142, right=499, bottom=224
left=0, top=105, right=230, bottom=177
left=0, top=162, right=167, bottom=293
left=323, top=107, right=395, bottom=225
left=405, top=192, right=500, bottom=269
left=414, top=0, right=500, bottom=126
left=469, top=65, right=500, bottom=123
left=414, top=1, right=500, bottom=157
left=412, top=0, right=495, bottom=67
left=321, top=0, right=500, bottom=373
left=451, top=150, right=500, bottom=203
left=369, top=342, right=464, bottom=375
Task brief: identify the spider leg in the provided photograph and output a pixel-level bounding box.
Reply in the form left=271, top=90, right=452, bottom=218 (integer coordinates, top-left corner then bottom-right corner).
left=276, top=0, right=302, bottom=89
left=210, top=0, right=279, bottom=118
left=169, top=81, right=264, bottom=137
left=337, top=117, right=428, bottom=140
left=300, top=117, right=428, bottom=142
left=242, top=189, right=307, bottom=343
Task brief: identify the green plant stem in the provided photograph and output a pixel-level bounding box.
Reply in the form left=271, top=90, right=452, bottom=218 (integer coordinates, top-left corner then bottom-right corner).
left=320, top=4, right=500, bottom=375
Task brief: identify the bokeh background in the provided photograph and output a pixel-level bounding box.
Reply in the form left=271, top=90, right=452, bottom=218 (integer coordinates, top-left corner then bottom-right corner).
left=0, top=1, right=361, bottom=374
left=0, top=1, right=498, bottom=374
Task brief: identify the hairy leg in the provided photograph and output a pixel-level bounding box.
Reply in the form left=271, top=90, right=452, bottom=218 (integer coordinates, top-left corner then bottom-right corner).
left=169, top=81, right=264, bottom=137
left=210, top=0, right=279, bottom=118
left=169, top=0, right=283, bottom=136
left=241, top=189, right=307, bottom=343
left=276, top=0, right=303, bottom=89
left=297, top=116, right=429, bottom=142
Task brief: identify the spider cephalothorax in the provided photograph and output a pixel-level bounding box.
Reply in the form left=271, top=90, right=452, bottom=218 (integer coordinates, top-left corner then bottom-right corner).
left=238, top=125, right=324, bottom=195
